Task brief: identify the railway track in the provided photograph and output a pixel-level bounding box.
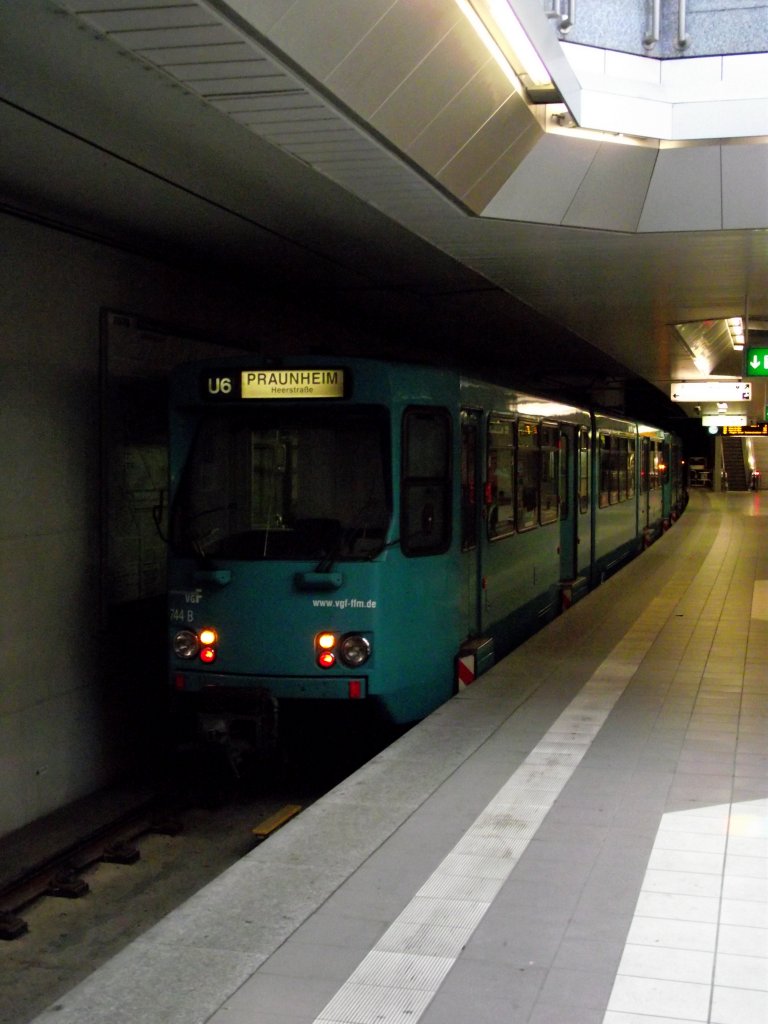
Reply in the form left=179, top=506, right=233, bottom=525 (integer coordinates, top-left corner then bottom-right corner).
left=0, top=782, right=313, bottom=1024
left=0, top=710, right=393, bottom=1024
left=0, top=796, right=178, bottom=940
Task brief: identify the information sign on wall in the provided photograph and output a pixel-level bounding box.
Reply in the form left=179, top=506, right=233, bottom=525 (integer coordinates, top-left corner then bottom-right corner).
left=670, top=381, right=751, bottom=401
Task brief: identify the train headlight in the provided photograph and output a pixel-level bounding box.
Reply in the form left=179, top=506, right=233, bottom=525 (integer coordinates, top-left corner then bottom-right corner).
left=339, top=634, right=371, bottom=668
left=173, top=630, right=199, bottom=659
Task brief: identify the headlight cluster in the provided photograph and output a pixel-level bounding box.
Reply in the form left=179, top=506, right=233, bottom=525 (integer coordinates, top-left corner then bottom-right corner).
left=315, top=632, right=371, bottom=670
left=173, top=627, right=218, bottom=664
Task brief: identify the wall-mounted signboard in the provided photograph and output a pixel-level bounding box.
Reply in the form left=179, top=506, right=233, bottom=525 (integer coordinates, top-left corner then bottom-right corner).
left=702, top=415, right=747, bottom=427
left=670, top=381, right=751, bottom=402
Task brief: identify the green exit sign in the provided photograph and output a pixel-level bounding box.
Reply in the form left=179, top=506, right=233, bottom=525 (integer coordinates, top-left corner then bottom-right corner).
left=746, top=348, right=768, bottom=376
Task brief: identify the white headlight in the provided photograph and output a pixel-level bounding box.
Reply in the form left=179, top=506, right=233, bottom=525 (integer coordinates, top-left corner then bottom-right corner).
left=339, top=634, right=371, bottom=667
left=173, top=629, right=199, bottom=659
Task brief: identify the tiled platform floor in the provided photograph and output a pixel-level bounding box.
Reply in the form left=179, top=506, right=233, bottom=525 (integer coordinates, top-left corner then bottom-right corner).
left=29, top=491, right=767, bottom=1024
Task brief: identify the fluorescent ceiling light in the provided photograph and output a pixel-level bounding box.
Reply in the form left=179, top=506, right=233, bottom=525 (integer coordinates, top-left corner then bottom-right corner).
left=515, top=399, right=580, bottom=416
left=484, top=0, right=551, bottom=85
left=675, top=319, right=748, bottom=375
left=727, top=317, right=745, bottom=350
left=457, top=0, right=560, bottom=102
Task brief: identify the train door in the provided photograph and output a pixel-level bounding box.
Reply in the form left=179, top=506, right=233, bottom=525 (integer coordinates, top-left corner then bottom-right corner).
left=558, top=425, right=578, bottom=583
left=460, top=409, right=483, bottom=637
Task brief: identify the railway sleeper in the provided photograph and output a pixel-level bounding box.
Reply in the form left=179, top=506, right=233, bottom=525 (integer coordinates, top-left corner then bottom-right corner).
left=47, top=870, right=89, bottom=899
left=0, top=911, right=28, bottom=941
left=101, top=841, right=140, bottom=865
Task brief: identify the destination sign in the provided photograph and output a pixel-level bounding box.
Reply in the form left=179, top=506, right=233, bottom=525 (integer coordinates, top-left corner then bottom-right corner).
left=201, top=368, right=345, bottom=400
left=722, top=423, right=768, bottom=436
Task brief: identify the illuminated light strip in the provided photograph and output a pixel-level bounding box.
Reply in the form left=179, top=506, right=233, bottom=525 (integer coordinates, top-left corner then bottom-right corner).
left=312, top=594, right=684, bottom=1024
left=482, top=0, right=552, bottom=85
left=455, top=0, right=524, bottom=90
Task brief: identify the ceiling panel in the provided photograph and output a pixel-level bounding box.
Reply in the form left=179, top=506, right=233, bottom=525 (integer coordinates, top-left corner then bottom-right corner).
left=136, top=42, right=256, bottom=62
left=75, top=6, right=216, bottom=31
left=268, top=0, right=396, bottom=81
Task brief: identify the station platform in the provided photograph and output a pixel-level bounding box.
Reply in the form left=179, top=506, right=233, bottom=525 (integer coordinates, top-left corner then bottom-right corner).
left=29, top=489, right=767, bottom=1024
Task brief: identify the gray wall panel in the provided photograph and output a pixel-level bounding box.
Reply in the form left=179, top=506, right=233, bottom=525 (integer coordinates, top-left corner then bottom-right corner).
left=324, top=0, right=461, bottom=118
left=483, top=135, right=600, bottom=224
left=638, top=146, right=723, bottom=232
left=268, top=0, right=396, bottom=80
left=370, top=22, right=494, bottom=149
left=408, top=68, right=518, bottom=178
left=722, top=144, right=768, bottom=229
left=564, top=144, right=658, bottom=231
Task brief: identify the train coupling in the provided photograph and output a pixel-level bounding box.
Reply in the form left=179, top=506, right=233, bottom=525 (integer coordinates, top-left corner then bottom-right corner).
left=195, top=693, right=279, bottom=776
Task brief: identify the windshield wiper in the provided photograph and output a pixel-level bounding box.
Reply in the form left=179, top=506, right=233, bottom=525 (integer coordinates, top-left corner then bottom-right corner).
left=177, top=502, right=237, bottom=559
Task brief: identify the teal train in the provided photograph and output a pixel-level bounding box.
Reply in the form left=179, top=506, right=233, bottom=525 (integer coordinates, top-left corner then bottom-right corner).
left=167, top=356, right=685, bottom=747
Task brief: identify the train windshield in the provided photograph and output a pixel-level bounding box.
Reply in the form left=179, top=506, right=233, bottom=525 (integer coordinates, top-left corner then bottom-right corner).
left=171, top=406, right=391, bottom=561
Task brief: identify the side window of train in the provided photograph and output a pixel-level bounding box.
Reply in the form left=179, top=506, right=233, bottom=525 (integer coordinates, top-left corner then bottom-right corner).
left=618, top=437, right=628, bottom=500
left=610, top=436, right=620, bottom=503
left=486, top=415, right=515, bottom=540
left=540, top=423, right=559, bottom=525
left=599, top=434, right=610, bottom=507
left=517, top=418, right=539, bottom=531
left=460, top=412, right=479, bottom=551
left=641, top=438, right=651, bottom=492
left=558, top=430, right=569, bottom=519
left=401, top=406, right=452, bottom=556
left=579, top=427, right=590, bottom=514
left=627, top=438, right=636, bottom=498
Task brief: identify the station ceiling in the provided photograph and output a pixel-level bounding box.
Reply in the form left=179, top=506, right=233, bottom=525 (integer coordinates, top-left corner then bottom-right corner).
left=2, top=0, right=767, bottom=426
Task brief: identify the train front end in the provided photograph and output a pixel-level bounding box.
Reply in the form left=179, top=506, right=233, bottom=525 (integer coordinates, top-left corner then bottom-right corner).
left=167, top=359, right=409, bottom=748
